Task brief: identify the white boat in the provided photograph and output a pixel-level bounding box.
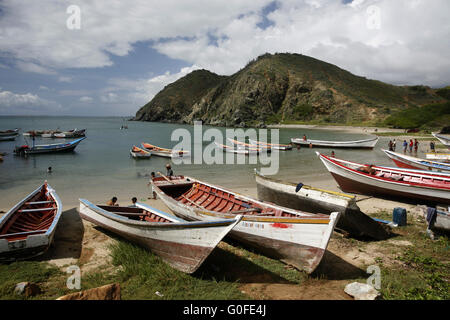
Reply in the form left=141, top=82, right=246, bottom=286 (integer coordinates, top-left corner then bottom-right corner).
left=432, top=132, right=450, bottom=150
left=317, top=152, right=450, bottom=204
left=79, top=199, right=241, bottom=273
left=0, top=182, right=63, bottom=261
left=0, top=129, right=19, bottom=137
left=0, top=135, right=17, bottom=141
left=254, top=169, right=389, bottom=240
left=383, top=149, right=450, bottom=173
left=249, top=139, right=292, bottom=150
left=227, top=138, right=271, bottom=152
left=214, top=142, right=260, bottom=155
left=130, top=145, right=151, bottom=159
left=151, top=175, right=340, bottom=273
left=425, top=152, right=450, bottom=162
left=291, top=136, right=379, bottom=149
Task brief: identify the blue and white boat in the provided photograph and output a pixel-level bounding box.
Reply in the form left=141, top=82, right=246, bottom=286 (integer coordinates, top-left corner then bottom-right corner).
left=14, top=137, right=86, bottom=155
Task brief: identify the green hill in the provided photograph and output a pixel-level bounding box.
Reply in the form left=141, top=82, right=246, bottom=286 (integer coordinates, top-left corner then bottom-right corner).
left=134, top=53, right=447, bottom=127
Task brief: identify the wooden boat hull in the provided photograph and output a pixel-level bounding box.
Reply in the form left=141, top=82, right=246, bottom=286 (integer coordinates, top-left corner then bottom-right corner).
left=0, top=129, right=19, bottom=137
left=141, top=142, right=189, bottom=158
left=426, top=152, right=450, bottom=161
left=291, top=137, right=379, bottom=149
left=383, top=149, right=450, bottom=172
left=19, top=137, right=86, bottom=155
left=79, top=199, right=241, bottom=273
left=130, top=146, right=151, bottom=159
left=214, top=142, right=260, bottom=155
left=0, top=182, right=62, bottom=261
left=317, top=153, right=450, bottom=204
left=0, top=135, right=17, bottom=141
left=248, top=139, right=292, bottom=150
left=254, top=171, right=389, bottom=240
left=152, top=176, right=339, bottom=273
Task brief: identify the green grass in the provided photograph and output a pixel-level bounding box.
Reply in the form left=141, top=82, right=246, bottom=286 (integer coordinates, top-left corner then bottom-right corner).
left=0, top=261, right=63, bottom=300
left=383, top=102, right=450, bottom=129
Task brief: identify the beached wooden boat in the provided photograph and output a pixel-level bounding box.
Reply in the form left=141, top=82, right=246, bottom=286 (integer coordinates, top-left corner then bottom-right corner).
left=14, top=137, right=86, bottom=155
left=141, top=142, right=189, bottom=158
left=53, top=129, right=86, bottom=138
left=432, top=132, right=450, bottom=149
left=254, top=170, right=389, bottom=240
left=249, top=139, right=292, bottom=150
left=0, top=129, right=19, bottom=137
left=317, top=152, right=450, bottom=204
left=130, top=145, right=152, bottom=159
left=227, top=138, right=271, bottom=152
left=151, top=175, right=340, bottom=273
left=214, top=142, right=261, bottom=155
left=291, top=136, right=379, bottom=149
left=426, top=152, right=450, bottom=162
left=79, top=199, right=241, bottom=273
left=0, top=182, right=62, bottom=261
left=383, top=149, right=450, bottom=173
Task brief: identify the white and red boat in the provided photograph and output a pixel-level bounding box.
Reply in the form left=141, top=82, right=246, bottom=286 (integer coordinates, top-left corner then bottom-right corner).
left=383, top=149, right=450, bottom=173
left=317, top=152, right=450, bottom=204
left=151, top=175, right=339, bottom=273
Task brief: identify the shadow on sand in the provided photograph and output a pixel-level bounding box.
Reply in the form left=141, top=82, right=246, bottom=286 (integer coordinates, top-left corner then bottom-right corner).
left=38, top=208, right=84, bottom=262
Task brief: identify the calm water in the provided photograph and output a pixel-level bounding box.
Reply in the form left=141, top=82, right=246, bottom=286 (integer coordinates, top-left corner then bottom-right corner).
left=0, top=116, right=395, bottom=209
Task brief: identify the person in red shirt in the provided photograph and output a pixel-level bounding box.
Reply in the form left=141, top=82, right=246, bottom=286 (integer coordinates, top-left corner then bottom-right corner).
left=409, top=139, right=413, bottom=153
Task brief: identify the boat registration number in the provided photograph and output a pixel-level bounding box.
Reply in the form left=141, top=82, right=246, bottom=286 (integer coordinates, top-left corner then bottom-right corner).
left=241, top=222, right=264, bottom=229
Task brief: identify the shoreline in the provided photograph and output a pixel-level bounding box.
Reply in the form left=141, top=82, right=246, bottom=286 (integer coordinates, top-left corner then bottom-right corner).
left=267, top=124, right=406, bottom=134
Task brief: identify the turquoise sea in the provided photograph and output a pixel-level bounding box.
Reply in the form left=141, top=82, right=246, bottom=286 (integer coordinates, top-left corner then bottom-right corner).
left=0, top=116, right=397, bottom=210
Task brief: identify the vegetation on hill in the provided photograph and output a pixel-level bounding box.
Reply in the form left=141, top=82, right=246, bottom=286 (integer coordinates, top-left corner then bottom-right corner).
left=383, top=101, right=450, bottom=130
left=134, top=53, right=447, bottom=128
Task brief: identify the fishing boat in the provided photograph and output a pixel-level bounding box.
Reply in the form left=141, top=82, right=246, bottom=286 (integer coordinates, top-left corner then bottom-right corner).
left=0, top=182, right=62, bottom=261
left=425, top=152, right=450, bottom=162
left=141, top=142, right=189, bottom=158
left=0, top=135, right=17, bottom=142
left=383, top=149, right=450, bottom=172
left=249, top=139, right=292, bottom=150
left=291, top=136, right=379, bottom=149
left=14, top=137, right=86, bottom=155
left=0, top=128, right=19, bottom=137
left=432, top=132, right=450, bottom=149
left=254, top=170, right=389, bottom=240
left=214, top=142, right=261, bottom=155
left=53, top=129, right=86, bottom=138
left=317, top=152, right=450, bottom=204
left=130, top=145, right=151, bottom=159
left=227, top=138, right=271, bottom=152
left=79, top=199, right=241, bottom=273
left=151, top=175, right=340, bottom=273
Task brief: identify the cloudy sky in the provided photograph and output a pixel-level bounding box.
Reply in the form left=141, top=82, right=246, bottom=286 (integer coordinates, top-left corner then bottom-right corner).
left=0, top=0, right=449, bottom=116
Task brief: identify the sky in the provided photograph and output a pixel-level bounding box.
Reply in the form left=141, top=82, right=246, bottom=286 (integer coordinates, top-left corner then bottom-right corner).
left=0, top=0, right=449, bottom=116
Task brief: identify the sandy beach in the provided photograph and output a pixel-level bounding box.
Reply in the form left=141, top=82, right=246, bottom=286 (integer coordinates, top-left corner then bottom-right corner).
left=267, top=124, right=406, bottom=134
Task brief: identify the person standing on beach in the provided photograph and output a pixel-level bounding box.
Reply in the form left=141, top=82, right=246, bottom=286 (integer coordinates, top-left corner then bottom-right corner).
left=388, top=140, right=393, bottom=151
left=147, top=172, right=157, bottom=199
left=331, top=151, right=335, bottom=157
left=430, top=141, right=435, bottom=152
left=403, top=140, right=408, bottom=153
left=414, top=139, right=419, bottom=153
left=393, top=139, right=396, bottom=151
left=303, top=134, right=307, bottom=141
left=409, top=139, right=413, bottom=153
left=129, top=197, right=137, bottom=207
left=166, top=163, right=173, bottom=177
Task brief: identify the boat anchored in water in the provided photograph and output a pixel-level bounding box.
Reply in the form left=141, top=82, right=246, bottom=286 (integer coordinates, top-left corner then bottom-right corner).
left=383, top=149, right=450, bottom=173
left=291, top=136, right=379, bottom=149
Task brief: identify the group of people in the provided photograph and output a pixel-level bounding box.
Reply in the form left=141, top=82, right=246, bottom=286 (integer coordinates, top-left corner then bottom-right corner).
left=106, top=163, right=174, bottom=206
left=401, top=139, right=419, bottom=153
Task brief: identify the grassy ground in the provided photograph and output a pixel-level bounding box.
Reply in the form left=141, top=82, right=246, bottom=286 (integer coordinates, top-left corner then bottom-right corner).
left=0, top=216, right=448, bottom=300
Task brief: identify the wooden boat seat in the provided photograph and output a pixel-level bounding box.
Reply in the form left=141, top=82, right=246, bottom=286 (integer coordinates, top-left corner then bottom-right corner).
left=18, top=207, right=56, bottom=213
left=0, top=229, right=47, bottom=239
left=25, top=201, right=55, bottom=205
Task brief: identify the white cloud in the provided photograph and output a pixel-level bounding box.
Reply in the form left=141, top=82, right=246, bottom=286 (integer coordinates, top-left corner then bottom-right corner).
left=100, top=92, right=119, bottom=103
left=0, top=90, right=62, bottom=114
left=16, top=61, right=56, bottom=75
left=79, top=96, right=93, bottom=102
left=58, top=76, right=72, bottom=83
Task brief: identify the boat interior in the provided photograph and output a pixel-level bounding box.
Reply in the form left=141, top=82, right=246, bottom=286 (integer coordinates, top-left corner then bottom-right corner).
left=0, top=186, right=57, bottom=241
left=98, top=205, right=172, bottom=223
left=153, top=176, right=311, bottom=218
